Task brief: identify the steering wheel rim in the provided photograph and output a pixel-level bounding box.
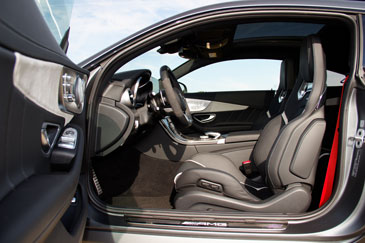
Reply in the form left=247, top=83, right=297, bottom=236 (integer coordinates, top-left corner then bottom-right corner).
left=160, top=65, right=192, bottom=127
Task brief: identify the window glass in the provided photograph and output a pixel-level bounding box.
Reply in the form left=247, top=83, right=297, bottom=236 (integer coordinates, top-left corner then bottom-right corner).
left=35, top=0, right=74, bottom=44
left=326, top=70, right=346, bottom=87
left=178, top=59, right=281, bottom=93
left=234, top=22, right=324, bottom=41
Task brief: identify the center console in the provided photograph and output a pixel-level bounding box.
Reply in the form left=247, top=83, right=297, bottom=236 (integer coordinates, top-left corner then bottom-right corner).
left=136, top=117, right=261, bottom=163
left=160, top=117, right=260, bottom=146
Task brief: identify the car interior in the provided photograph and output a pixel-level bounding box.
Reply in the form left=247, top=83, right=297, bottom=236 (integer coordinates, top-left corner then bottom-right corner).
left=89, top=16, right=350, bottom=213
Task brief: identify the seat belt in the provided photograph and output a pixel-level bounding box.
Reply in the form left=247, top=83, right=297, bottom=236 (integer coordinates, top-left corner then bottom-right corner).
left=319, top=76, right=349, bottom=207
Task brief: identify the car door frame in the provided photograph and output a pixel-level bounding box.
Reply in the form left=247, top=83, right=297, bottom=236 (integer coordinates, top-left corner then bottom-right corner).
left=82, top=3, right=365, bottom=242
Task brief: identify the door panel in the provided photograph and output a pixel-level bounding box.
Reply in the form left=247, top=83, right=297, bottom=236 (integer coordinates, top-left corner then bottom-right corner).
left=185, top=90, right=274, bottom=133
left=0, top=1, right=87, bottom=242
left=0, top=46, right=86, bottom=243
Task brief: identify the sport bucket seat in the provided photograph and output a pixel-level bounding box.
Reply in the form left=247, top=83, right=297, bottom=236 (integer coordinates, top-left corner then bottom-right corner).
left=173, top=35, right=327, bottom=213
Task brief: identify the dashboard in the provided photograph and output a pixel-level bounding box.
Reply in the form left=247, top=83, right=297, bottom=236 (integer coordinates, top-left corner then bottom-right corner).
left=113, top=69, right=153, bottom=109
left=95, top=69, right=155, bottom=156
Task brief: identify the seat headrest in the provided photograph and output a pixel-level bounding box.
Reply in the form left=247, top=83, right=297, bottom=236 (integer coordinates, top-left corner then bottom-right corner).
left=279, top=59, right=296, bottom=90
left=299, top=36, right=316, bottom=82
left=283, top=35, right=326, bottom=122
left=279, top=60, right=286, bottom=90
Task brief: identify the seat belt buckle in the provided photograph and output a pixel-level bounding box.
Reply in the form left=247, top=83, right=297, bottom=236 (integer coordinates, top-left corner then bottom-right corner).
left=240, top=160, right=252, bottom=176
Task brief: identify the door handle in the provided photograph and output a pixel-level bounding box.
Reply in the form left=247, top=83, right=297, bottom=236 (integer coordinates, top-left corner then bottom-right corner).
left=193, top=114, right=216, bottom=123
left=41, top=122, right=61, bottom=156
left=205, top=132, right=221, bottom=139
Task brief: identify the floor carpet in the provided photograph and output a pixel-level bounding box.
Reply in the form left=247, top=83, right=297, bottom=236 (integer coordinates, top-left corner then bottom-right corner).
left=92, top=147, right=181, bottom=209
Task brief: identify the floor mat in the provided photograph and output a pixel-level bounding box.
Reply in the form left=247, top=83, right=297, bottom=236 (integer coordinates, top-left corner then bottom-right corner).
left=92, top=147, right=181, bottom=209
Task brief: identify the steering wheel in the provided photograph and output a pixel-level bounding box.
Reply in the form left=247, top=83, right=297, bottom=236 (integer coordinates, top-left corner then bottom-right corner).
left=160, top=65, right=192, bottom=127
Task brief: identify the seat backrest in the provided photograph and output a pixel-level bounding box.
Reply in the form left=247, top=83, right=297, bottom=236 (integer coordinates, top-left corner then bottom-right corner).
left=266, top=59, right=296, bottom=119
left=253, top=59, right=296, bottom=130
left=252, top=35, right=327, bottom=190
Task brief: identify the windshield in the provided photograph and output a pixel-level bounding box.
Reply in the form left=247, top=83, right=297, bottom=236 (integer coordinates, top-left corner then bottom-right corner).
left=35, top=0, right=232, bottom=63
left=117, top=47, right=187, bottom=93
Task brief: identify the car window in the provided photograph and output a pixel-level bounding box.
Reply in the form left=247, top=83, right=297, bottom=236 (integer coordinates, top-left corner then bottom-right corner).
left=327, top=70, right=346, bottom=87
left=178, top=59, right=281, bottom=93
left=234, top=22, right=324, bottom=41
left=35, top=0, right=74, bottom=44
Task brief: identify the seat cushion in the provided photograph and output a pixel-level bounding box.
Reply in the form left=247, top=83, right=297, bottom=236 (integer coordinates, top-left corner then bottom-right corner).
left=174, top=153, right=260, bottom=202
left=175, top=153, right=247, bottom=183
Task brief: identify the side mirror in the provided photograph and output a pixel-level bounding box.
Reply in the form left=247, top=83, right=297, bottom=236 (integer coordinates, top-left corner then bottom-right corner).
left=179, top=82, right=188, bottom=93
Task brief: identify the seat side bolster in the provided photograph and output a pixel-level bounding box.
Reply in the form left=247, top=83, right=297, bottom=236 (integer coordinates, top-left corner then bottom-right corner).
left=175, top=168, right=259, bottom=202
left=175, top=183, right=311, bottom=213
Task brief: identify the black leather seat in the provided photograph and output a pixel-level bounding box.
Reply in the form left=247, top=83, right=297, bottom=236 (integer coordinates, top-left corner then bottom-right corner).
left=254, top=58, right=296, bottom=129
left=267, top=59, right=296, bottom=118
left=173, top=36, right=327, bottom=213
